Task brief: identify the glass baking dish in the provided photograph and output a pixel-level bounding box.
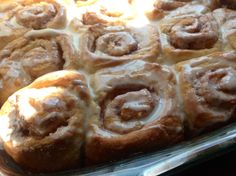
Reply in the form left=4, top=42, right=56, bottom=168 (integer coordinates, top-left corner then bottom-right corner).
left=1, top=122, right=236, bottom=176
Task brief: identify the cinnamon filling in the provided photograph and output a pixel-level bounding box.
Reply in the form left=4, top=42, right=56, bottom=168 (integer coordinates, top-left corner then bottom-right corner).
left=193, top=67, right=236, bottom=109
left=11, top=39, right=64, bottom=79
left=169, top=15, right=218, bottom=50
left=14, top=88, right=77, bottom=138
left=95, top=32, right=138, bottom=56
left=107, top=89, right=155, bottom=121
left=101, top=86, right=159, bottom=134
left=16, top=3, right=57, bottom=29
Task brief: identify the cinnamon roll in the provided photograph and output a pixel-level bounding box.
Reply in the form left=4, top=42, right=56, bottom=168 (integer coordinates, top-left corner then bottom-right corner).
left=79, top=24, right=160, bottom=72
left=159, top=13, right=221, bottom=63
left=145, top=0, right=218, bottom=20
left=176, top=51, right=236, bottom=135
left=80, top=0, right=135, bottom=25
left=0, top=29, right=77, bottom=106
left=0, top=1, right=28, bottom=49
left=0, top=70, right=94, bottom=172
left=1, top=0, right=67, bottom=30
left=0, top=20, right=28, bottom=50
left=86, top=60, right=184, bottom=164
left=213, top=8, right=236, bottom=50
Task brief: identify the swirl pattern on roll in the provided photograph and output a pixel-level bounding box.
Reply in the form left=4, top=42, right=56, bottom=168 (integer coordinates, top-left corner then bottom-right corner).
left=0, top=29, right=77, bottom=106
left=151, top=0, right=190, bottom=19
left=160, top=12, right=221, bottom=63
left=0, top=70, right=94, bottom=172
left=145, top=0, right=186, bottom=20
left=176, top=51, right=236, bottom=135
left=1, top=0, right=67, bottom=30
left=0, top=0, right=236, bottom=173
left=145, top=0, right=217, bottom=20
left=86, top=60, right=184, bottom=163
left=79, top=24, right=160, bottom=72
left=0, top=20, right=28, bottom=50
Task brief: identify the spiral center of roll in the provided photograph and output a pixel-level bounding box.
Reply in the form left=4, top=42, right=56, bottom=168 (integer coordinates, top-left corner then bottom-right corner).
left=103, top=89, right=156, bottom=134
left=118, top=90, right=155, bottom=121
left=207, top=68, right=236, bottom=93
left=195, top=68, right=236, bottom=108
left=96, top=32, right=138, bottom=56
left=16, top=3, right=57, bottom=29
left=169, top=15, right=218, bottom=50
left=18, top=39, right=64, bottom=78
left=16, top=88, right=78, bottom=138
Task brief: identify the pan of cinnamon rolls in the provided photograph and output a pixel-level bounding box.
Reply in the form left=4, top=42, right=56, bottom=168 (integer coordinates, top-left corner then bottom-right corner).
left=0, top=0, right=236, bottom=175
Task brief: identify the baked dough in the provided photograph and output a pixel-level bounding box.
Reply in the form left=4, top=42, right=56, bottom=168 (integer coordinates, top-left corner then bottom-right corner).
left=80, top=0, right=136, bottom=25
left=0, top=20, right=28, bottom=50
left=0, top=29, right=78, bottom=106
left=79, top=24, right=160, bottom=72
left=176, top=51, right=236, bottom=135
left=0, top=0, right=67, bottom=49
left=0, top=70, right=95, bottom=172
left=0, top=0, right=236, bottom=173
left=213, top=8, right=236, bottom=50
left=0, top=0, right=67, bottom=30
left=145, top=0, right=218, bottom=20
left=159, top=12, right=221, bottom=63
left=86, top=60, right=184, bottom=164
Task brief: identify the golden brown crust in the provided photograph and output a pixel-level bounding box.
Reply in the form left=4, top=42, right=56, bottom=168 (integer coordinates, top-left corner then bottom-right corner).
left=159, top=13, right=221, bottom=63
left=86, top=60, right=184, bottom=164
left=79, top=24, right=160, bottom=72
left=176, top=51, right=236, bottom=135
left=0, top=70, right=94, bottom=172
left=0, top=29, right=78, bottom=106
